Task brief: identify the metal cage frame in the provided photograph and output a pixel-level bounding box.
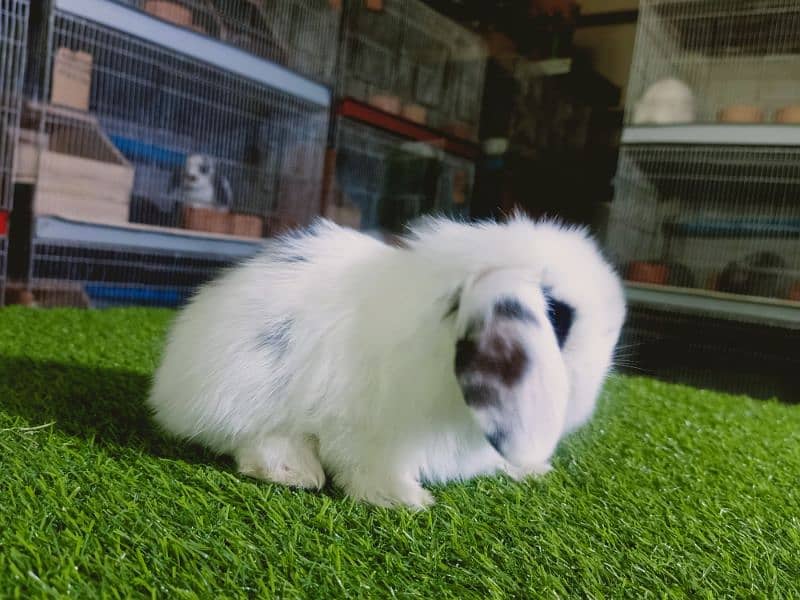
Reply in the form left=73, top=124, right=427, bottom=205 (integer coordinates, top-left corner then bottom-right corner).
left=627, top=0, right=800, bottom=124
left=0, top=0, right=29, bottom=305
left=16, top=0, right=331, bottom=307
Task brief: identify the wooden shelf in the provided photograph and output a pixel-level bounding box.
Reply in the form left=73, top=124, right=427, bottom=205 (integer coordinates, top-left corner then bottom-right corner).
left=35, top=215, right=264, bottom=259
left=622, top=125, right=800, bottom=147
left=337, top=98, right=480, bottom=160
left=625, top=282, right=800, bottom=329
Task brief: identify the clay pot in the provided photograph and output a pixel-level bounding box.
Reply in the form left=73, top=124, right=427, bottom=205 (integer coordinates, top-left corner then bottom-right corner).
left=774, top=105, right=800, bottom=124
left=627, top=262, right=668, bottom=285
left=717, top=105, right=764, bottom=123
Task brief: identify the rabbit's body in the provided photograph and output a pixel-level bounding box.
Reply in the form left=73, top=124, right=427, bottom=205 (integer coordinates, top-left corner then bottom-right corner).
left=149, top=218, right=625, bottom=507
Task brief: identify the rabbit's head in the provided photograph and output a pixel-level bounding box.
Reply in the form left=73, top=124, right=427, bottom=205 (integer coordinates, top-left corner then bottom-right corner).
left=452, top=267, right=569, bottom=469
left=444, top=219, right=626, bottom=466
left=183, top=154, right=216, bottom=190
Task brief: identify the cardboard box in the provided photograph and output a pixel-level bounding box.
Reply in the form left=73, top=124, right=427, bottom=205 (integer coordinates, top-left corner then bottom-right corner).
left=452, top=169, right=468, bottom=205
left=264, top=215, right=302, bottom=237
left=182, top=205, right=230, bottom=234
left=230, top=213, right=263, bottom=238
left=144, top=1, right=193, bottom=26
left=18, top=104, right=134, bottom=225
left=326, top=201, right=362, bottom=229
left=51, top=48, right=92, bottom=111
left=401, top=103, right=427, bottom=124
left=368, top=94, right=401, bottom=114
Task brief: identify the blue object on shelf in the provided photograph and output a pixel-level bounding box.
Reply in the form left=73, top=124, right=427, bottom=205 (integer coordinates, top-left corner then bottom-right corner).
left=84, top=284, right=189, bottom=307
left=110, top=135, right=186, bottom=168
left=665, top=218, right=800, bottom=238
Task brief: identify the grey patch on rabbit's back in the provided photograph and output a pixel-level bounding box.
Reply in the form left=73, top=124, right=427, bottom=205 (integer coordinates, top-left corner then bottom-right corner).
left=493, top=297, right=538, bottom=323
left=275, top=253, right=308, bottom=264
left=256, top=319, right=293, bottom=357
left=442, top=286, right=462, bottom=320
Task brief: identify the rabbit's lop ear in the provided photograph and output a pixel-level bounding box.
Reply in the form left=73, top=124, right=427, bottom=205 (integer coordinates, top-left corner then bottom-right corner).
left=453, top=271, right=570, bottom=469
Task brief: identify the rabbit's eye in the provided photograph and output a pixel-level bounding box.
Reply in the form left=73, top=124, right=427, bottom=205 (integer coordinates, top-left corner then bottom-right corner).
left=544, top=291, right=574, bottom=349
left=199, top=163, right=210, bottom=175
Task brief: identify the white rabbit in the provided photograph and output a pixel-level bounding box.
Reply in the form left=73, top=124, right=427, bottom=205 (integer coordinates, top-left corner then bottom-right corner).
left=148, top=216, right=625, bottom=508
left=632, top=78, right=695, bottom=125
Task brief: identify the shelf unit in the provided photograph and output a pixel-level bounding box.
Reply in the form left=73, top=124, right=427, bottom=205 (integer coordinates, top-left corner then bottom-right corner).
left=2, top=0, right=485, bottom=308
left=327, top=116, right=473, bottom=233
left=627, top=0, right=800, bottom=124
left=608, top=0, right=800, bottom=400
left=51, top=0, right=331, bottom=105
left=339, top=0, right=486, bottom=142
left=112, top=0, right=342, bottom=86
left=14, top=0, right=332, bottom=307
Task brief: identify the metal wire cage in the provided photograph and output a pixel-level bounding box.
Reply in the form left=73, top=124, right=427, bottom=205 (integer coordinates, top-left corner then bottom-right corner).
left=619, top=304, right=799, bottom=402
left=626, top=0, right=800, bottom=124
left=14, top=1, right=329, bottom=307
left=326, top=117, right=473, bottom=233
left=114, top=0, right=342, bottom=86
left=340, top=0, right=487, bottom=141
left=0, top=0, right=29, bottom=304
left=607, top=144, right=800, bottom=301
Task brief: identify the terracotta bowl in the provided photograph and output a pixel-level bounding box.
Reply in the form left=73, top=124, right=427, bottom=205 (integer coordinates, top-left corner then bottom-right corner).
left=717, top=105, right=764, bottom=123
left=775, top=105, right=800, bottom=124
left=627, top=261, right=668, bottom=285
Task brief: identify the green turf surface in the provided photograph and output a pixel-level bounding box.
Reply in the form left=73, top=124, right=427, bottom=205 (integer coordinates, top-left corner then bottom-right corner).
left=0, top=306, right=798, bottom=598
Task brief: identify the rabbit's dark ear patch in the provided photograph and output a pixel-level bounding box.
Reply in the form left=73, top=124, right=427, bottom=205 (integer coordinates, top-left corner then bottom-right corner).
left=459, top=381, right=502, bottom=410
left=544, top=291, right=574, bottom=348
left=455, top=329, right=529, bottom=387
left=494, top=297, right=538, bottom=323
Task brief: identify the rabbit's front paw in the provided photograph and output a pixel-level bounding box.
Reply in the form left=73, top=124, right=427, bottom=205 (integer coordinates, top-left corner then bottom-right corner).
left=237, top=434, right=326, bottom=490
left=338, top=471, right=435, bottom=509
left=503, top=461, right=553, bottom=481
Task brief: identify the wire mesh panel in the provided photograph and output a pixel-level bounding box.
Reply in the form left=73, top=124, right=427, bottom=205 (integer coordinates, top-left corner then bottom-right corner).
left=17, top=3, right=329, bottom=307
left=340, top=0, right=487, bottom=141
left=114, top=0, right=342, bottom=85
left=326, top=118, right=474, bottom=232
left=30, top=237, right=238, bottom=308
left=627, top=0, right=800, bottom=124
left=619, top=305, right=799, bottom=403
left=607, top=144, right=800, bottom=302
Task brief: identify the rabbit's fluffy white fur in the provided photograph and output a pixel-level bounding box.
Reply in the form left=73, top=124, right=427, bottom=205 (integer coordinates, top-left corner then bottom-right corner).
left=632, top=78, right=695, bottom=125
left=148, top=217, right=625, bottom=507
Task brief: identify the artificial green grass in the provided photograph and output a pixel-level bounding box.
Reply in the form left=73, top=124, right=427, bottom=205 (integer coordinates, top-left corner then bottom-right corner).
left=1, top=306, right=799, bottom=598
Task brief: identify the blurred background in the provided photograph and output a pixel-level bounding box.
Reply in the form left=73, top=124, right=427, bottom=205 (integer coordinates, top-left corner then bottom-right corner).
left=0, top=0, right=797, bottom=400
